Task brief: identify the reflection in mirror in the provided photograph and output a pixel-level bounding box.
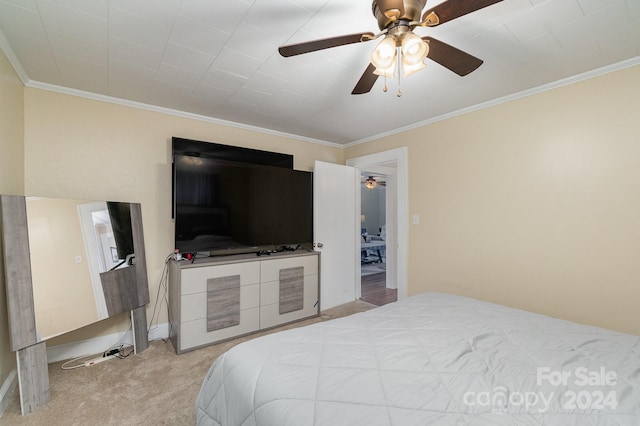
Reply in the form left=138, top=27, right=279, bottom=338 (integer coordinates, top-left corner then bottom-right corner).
left=26, top=198, right=133, bottom=341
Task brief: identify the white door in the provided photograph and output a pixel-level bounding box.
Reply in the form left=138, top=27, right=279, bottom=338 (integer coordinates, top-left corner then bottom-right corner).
left=314, top=161, right=359, bottom=310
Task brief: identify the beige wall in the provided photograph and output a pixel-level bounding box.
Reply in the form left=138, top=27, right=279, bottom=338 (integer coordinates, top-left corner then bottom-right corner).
left=27, top=198, right=100, bottom=340
left=0, top=50, right=24, bottom=195
left=0, top=48, right=23, bottom=400
left=23, top=88, right=344, bottom=346
left=346, top=64, right=640, bottom=335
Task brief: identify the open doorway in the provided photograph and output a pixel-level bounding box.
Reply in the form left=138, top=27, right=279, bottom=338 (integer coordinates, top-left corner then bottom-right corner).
left=360, top=172, right=396, bottom=306
left=347, top=147, right=409, bottom=305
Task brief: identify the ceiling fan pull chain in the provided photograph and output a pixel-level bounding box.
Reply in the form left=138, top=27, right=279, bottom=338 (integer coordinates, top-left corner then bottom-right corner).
left=396, top=47, right=402, bottom=97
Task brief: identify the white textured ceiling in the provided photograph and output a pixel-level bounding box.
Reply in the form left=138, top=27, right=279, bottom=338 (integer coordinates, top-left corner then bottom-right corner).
left=0, top=0, right=638, bottom=145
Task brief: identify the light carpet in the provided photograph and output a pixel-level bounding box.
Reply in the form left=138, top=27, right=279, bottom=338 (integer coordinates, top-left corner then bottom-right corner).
left=2, top=300, right=375, bottom=425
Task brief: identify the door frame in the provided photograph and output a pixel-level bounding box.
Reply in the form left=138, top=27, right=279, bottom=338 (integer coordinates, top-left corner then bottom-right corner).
left=347, top=147, right=408, bottom=300
left=358, top=164, right=395, bottom=296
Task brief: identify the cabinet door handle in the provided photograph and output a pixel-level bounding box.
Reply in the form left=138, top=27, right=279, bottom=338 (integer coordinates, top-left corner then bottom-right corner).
left=316, top=243, right=323, bottom=248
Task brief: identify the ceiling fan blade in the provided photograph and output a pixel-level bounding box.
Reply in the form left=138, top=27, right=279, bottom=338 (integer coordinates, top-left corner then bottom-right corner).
left=279, top=32, right=375, bottom=57
left=352, top=63, right=379, bottom=95
left=421, top=0, right=503, bottom=26
left=424, top=37, right=483, bottom=76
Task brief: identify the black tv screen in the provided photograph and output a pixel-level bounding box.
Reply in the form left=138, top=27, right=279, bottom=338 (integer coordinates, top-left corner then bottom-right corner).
left=174, top=154, right=313, bottom=254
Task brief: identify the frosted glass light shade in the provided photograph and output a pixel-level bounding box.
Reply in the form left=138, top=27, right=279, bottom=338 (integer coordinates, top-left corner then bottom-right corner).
left=371, top=36, right=397, bottom=70
left=373, top=60, right=396, bottom=78
left=401, top=32, right=428, bottom=65
left=402, top=60, right=426, bottom=77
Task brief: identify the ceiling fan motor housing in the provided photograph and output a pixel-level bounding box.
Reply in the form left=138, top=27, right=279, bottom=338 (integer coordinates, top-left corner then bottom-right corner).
left=372, top=0, right=427, bottom=30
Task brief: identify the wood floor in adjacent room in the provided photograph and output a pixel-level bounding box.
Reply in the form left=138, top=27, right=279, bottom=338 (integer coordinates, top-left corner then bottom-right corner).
left=360, top=271, right=397, bottom=306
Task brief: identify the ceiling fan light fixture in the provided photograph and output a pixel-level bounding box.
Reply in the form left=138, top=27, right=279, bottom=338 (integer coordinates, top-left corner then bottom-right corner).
left=373, top=61, right=396, bottom=78
left=365, top=177, right=377, bottom=189
left=370, top=36, right=397, bottom=70
left=401, top=32, right=429, bottom=65
left=402, top=59, right=426, bottom=76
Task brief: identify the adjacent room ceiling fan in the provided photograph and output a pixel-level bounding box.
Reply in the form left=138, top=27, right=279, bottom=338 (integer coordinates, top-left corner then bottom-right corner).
left=362, top=175, right=387, bottom=189
left=278, top=0, right=504, bottom=95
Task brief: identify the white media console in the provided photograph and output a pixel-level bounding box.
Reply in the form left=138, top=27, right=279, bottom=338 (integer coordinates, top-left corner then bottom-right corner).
left=168, top=250, right=319, bottom=353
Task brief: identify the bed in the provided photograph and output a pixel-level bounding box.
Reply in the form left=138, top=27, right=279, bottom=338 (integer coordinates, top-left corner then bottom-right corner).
left=195, top=292, right=640, bottom=425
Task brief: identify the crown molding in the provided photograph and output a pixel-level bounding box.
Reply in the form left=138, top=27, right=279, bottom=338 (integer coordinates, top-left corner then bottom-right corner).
left=0, top=28, right=29, bottom=85
left=346, top=56, right=640, bottom=148
left=1, top=26, right=341, bottom=148
left=24, top=80, right=344, bottom=149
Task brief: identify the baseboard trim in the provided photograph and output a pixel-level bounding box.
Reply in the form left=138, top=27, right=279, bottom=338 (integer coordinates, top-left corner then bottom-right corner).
left=46, top=323, right=170, bottom=363
left=0, top=369, right=18, bottom=418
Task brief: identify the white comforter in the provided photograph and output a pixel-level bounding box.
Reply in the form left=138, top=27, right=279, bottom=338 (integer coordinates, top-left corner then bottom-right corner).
left=195, top=292, right=640, bottom=425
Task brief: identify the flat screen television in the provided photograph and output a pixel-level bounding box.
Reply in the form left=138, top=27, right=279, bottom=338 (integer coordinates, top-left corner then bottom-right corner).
left=106, top=201, right=134, bottom=260
left=173, top=154, right=313, bottom=254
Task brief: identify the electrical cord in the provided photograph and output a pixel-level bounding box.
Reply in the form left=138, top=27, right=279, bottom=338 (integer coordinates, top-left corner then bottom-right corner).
left=62, top=252, right=173, bottom=371
left=60, top=343, right=128, bottom=370
left=107, top=321, right=133, bottom=351
left=61, top=318, right=133, bottom=370
left=116, top=345, right=134, bottom=359
left=61, top=354, right=94, bottom=370
left=147, top=253, right=173, bottom=343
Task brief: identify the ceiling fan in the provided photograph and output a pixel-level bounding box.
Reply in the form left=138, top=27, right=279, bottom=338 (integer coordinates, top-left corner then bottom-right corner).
left=362, top=175, right=387, bottom=189
left=278, top=0, right=504, bottom=95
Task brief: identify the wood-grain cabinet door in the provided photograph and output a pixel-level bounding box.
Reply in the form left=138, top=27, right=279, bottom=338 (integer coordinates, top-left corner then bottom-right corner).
left=180, top=262, right=260, bottom=350
left=260, top=255, right=319, bottom=329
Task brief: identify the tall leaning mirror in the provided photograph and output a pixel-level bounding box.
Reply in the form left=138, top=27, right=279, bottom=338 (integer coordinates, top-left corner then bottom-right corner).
left=0, top=194, right=150, bottom=414
left=25, top=197, right=140, bottom=341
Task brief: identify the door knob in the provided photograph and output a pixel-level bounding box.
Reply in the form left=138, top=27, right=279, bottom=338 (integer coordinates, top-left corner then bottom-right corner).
left=316, top=242, right=323, bottom=248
